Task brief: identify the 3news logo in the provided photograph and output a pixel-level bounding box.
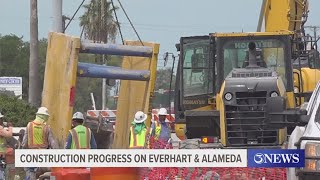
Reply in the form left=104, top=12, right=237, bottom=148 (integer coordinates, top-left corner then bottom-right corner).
left=247, top=149, right=305, bottom=168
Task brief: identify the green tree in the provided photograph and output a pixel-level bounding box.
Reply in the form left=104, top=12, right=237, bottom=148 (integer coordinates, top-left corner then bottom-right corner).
left=0, top=94, right=37, bottom=126
left=0, top=34, right=30, bottom=100
left=155, top=68, right=176, bottom=90
left=152, top=68, right=176, bottom=108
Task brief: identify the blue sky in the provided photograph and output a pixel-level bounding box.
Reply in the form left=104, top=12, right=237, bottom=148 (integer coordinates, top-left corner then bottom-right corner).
left=1, top=0, right=319, bottom=68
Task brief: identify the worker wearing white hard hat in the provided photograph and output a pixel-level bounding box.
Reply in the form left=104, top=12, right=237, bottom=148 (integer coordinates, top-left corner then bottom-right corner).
left=22, top=107, right=57, bottom=149
left=129, top=111, right=151, bottom=149
left=65, top=112, right=97, bottom=149
left=150, top=108, right=171, bottom=144
left=22, top=107, right=58, bottom=180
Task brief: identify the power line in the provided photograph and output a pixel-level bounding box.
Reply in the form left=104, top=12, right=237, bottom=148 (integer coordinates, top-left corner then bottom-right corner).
left=111, top=0, right=124, bottom=45
left=64, top=0, right=86, bottom=32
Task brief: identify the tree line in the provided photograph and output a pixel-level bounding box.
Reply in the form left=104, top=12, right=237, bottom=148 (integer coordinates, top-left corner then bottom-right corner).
left=0, top=0, right=176, bottom=126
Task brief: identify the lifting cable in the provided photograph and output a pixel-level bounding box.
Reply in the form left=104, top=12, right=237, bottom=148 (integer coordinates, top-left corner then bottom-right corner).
left=116, top=0, right=144, bottom=46
left=64, top=0, right=86, bottom=32
left=111, top=0, right=124, bottom=45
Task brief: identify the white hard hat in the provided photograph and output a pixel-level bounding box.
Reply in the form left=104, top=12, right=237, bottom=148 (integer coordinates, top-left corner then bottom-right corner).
left=72, top=112, right=84, bottom=120
left=134, top=111, right=147, bottom=123
left=36, top=107, right=50, bottom=116
left=0, top=113, right=3, bottom=118
left=158, top=108, right=168, bottom=116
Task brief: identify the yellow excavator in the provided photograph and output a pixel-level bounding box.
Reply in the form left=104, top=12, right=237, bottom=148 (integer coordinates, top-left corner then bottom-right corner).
left=175, top=32, right=302, bottom=148
left=258, top=0, right=320, bottom=106
left=174, top=0, right=319, bottom=148
left=174, top=1, right=320, bottom=179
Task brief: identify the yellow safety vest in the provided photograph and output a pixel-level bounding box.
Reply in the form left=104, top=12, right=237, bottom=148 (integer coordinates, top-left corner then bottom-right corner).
left=154, top=121, right=170, bottom=140
left=70, top=125, right=91, bottom=149
left=0, top=137, right=6, bottom=153
left=129, top=126, right=151, bottom=149
left=27, top=121, right=49, bottom=149
left=154, top=121, right=162, bottom=140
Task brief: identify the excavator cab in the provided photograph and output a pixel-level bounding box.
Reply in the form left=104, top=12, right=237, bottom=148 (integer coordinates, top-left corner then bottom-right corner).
left=214, top=32, right=297, bottom=147
left=174, top=36, right=218, bottom=140
left=175, top=32, right=301, bottom=148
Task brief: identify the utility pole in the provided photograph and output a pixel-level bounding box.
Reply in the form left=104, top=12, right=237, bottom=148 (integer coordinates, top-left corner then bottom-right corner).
left=52, top=0, right=63, bottom=32
left=305, top=26, right=320, bottom=49
left=101, top=0, right=107, bottom=110
left=29, top=0, right=40, bottom=107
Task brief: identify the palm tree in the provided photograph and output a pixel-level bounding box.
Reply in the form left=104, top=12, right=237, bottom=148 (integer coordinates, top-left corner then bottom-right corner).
left=79, top=0, right=118, bottom=43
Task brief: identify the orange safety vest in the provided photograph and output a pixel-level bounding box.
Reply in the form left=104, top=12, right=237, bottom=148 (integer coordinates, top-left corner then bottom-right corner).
left=129, top=126, right=151, bottom=149
left=27, top=121, right=49, bottom=149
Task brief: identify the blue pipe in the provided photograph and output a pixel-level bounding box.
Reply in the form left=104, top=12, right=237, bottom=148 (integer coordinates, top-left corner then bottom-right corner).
left=80, top=42, right=153, bottom=57
left=77, top=62, right=150, bottom=81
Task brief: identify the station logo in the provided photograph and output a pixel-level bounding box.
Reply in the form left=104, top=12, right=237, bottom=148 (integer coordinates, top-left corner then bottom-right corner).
left=248, top=149, right=305, bottom=168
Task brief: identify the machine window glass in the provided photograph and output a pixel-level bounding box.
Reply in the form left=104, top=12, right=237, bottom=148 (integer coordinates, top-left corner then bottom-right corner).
left=182, top=40, right=213, bottom=97
left=222, top=39, right=287, bottom=86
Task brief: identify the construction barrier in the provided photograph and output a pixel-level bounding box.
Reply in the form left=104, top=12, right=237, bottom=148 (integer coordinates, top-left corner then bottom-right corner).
left=138, top=137, right=287, bottom=180
left=91, top=167, right=138, bottom=180
left=51, top=168, right=90, bottom=180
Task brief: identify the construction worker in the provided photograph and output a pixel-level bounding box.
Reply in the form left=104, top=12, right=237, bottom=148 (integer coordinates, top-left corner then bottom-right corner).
left=0, top=112, right=13, bottom=151
left=129, top=111, right=151, bottom=149
left=65, top=112, right=97, bottom=149
left=0, top=112, right=11, bottom=180
left=150, top=108, right=171, bottom=145
left=22, top=107, right=58, bottom=180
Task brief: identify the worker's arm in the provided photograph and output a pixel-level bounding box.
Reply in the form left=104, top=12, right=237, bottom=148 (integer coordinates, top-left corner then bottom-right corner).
left=65, top=132, right=72, bottom=149
left=90, top=131, right=97, bottom=149
left=150, top=122, right=155, bottom=136
left=0, top=126, right=13, bottom=138
left=21, top=127, right=28, bottom=149
left=47, top=128, right=58, bottom=149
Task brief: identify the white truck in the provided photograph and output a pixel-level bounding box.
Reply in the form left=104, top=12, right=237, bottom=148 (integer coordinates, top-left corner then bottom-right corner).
left=288, top=81, right=320, bottom=180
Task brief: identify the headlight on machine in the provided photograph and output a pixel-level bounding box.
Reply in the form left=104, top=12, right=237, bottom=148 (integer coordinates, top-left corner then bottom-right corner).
left=270, top=91, right=278, bottom=97
left=304, top=143, right=320, bottom=171
left=224, top=92, right=233, bottom=101
left=294, top=86, right=300, bottom=93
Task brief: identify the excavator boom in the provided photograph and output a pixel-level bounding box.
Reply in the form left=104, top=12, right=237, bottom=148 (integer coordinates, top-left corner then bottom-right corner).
left=258, top=0, right=308, bottom=34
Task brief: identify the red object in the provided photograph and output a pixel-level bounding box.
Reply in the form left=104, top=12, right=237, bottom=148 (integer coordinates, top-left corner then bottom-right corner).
left=141, top=138, right=287, bottom=180
left=69, top=87, right=76, bottom=106
left=91, top=167, right=138, bottom=180
left=51, top=168, right=90, bottom=180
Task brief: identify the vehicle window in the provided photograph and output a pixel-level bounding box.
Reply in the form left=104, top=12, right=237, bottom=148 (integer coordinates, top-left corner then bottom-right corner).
left=222, top=39, right=287, bottom=86
left=308, top=83, right=320, bottom=115
left=182, top=40, right=213, bottom=97
left=314, top=98, right=320, bottom=123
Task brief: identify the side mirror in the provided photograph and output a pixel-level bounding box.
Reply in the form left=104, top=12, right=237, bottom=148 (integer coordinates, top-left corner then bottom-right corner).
left=191, top=53, right=205, bottom=73
left=175, top=43, right=180, bottom=52
left=299, top=114, right=310, bottom=124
